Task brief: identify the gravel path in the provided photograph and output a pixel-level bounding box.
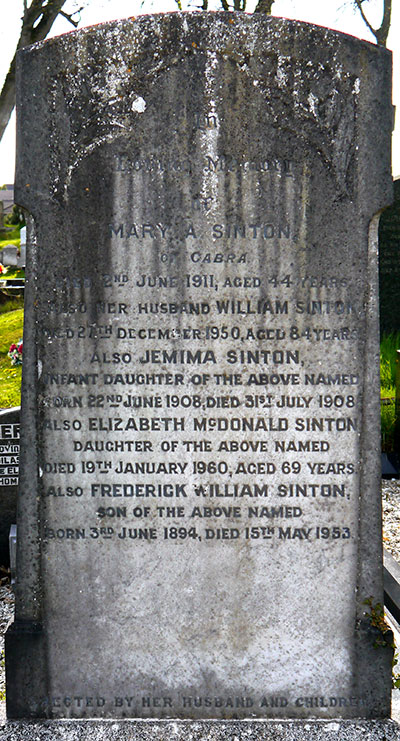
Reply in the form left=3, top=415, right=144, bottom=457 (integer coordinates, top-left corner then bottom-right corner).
left=382, top=480, right=400, bottom=561
left=0, top=483, right=398, bottom=721
left=0, top=582, right=14, bottom=717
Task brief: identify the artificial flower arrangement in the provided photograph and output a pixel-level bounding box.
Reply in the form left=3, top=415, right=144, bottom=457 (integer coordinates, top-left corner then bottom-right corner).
left=8, top=340, right=23, bottom=366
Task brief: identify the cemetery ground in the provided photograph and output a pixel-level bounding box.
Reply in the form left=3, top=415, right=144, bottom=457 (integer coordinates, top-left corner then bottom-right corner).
left=0, top=302, right=23, bottom=408
left=0, top=227, right=21, bottom=252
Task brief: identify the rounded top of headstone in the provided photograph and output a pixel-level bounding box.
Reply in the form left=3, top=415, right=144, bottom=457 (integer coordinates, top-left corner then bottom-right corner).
left=15, top=10, right=392, bottom=215
left=23, top=11, right=387, bottom=57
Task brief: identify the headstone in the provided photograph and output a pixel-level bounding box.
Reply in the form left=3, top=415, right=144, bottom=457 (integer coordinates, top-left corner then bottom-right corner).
left=1, top=245, right=19, bottom=267
left=0, top=408, right=19, bottom=565
left=9, top=524, right=17, bottom=584
left=18, top=226, right=26, bottom=268
left=379, top=178, right=400, bottom=335
left=6, top=12, right=393, bottom=723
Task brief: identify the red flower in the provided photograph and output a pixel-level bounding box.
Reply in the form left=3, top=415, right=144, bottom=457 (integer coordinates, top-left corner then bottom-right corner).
left=18, top=343, right=23, bottom=353
left=9, top=344, right=16, bottom=352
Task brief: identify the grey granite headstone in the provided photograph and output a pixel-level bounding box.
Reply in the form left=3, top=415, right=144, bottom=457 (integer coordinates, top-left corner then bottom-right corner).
left=1, top=246, right=19, bottom=268
left=379, top=178, right=400, bottom=335
left=18, top=227, right=26, bottom=268
left=6, top=13, right=393, bottom=723
left=0, top=408, right=19, bottom=566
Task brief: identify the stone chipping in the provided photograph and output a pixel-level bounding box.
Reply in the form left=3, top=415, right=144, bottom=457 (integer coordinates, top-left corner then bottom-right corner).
left=382, top=480, right=400, bottom=561
left=0, top=583, right=14, bottom=720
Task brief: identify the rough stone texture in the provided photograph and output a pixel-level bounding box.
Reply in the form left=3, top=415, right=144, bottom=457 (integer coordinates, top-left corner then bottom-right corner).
left=0, top=720, right=400, bottom=740
left=0, top=409, right=19, bottom=566
left=379, top=178, right=400, bottom=335
left=7, top=12, right=393, bottom=721
left=382, top=481, right=400, bottom=563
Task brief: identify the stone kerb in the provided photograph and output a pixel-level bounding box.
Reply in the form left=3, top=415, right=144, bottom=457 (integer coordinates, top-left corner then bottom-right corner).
left=0, top=719, right=400, bottom=741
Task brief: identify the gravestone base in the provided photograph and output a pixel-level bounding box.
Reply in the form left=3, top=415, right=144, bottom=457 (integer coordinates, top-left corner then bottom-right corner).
left=0, top=719, right=400, bottom=741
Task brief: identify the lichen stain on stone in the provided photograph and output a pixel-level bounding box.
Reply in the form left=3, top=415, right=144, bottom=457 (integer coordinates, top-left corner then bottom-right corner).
left=131, top=96, right=146, bottom=113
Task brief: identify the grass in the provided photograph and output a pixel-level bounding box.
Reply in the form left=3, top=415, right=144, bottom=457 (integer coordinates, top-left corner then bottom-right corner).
left=0, top=295, right=24, bottom=315
left=380, top=332, right=400, bottom=452
left=380, top=332, right=400, bottom=389
left=0, top=307, right=23, bottom=408
left=0, top=239, right=20, bottom=249
left=0, top=225, right=21, bottom=252
left=0, top=268, right=25, bottom=281
left=381, top=399, right=396, bottom=453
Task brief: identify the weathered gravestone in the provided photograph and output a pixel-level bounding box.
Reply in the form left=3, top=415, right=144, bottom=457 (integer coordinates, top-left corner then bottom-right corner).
left=379, top=177, right=400, bottom=335
left=6, top=12, right=393, bottom=723
left=0, top=407, right=19, bottom=565
left=19, top=226, right=26, bottom=268
left=1, top=245, right=20, bottom=267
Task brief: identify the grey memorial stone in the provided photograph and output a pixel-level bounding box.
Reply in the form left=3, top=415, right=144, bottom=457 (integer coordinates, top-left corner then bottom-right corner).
left=18, top=227, right=26, bottom=269
left=5, top=12, right=394, bottom=723
left=1, top=246, right=19, bottom=268
left=1, top=241, right=25, bottom=269
left=0, top=408, right=19, bottom=566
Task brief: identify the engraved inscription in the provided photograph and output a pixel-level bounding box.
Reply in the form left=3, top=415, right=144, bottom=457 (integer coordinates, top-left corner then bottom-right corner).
left=13, top=13, right=391, bottom=720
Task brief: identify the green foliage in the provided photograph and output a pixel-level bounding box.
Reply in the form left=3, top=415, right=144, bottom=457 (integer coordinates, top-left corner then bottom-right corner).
left=363, top=597, right=390, bottom=633
left=380, top=332, right=400, bottom=389
left=380, top=357, right=393, bottom=390
left=0, top=225, right=21, bottom=239
left=363, top=597, right=400, bottom=688
left=393, top=653, right=400, bottom=690
left=0, top=307, right=23, bottom=408
left=0, top=268, right=25, bottom=281
left=0, top=294, right=24, bottom=315
left=0, top=224, right=22, bottom=251
left=380, top=332, right=400, bottom=452
left=381, top=399, right=395, bottom=452
left=0, top=652, right=4, bottom=702
left=0, top=238, right=19, bottom=249
left=4, top=205, right=25, bottom=226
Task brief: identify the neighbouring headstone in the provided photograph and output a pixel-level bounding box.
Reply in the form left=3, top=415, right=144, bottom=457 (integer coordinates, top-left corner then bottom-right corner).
left=19, top=226, right=26, bottom=268
left=1, top=242, right=25, bottom=269
left=9, top=524, right=17, bottom=584
left=6, top=12, right=393, bottom=723
left=379, top=178, right=400, bottom=335
left=0, top=408, right=19, bottom=566
left=1, top=245, right=19, bottom=268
